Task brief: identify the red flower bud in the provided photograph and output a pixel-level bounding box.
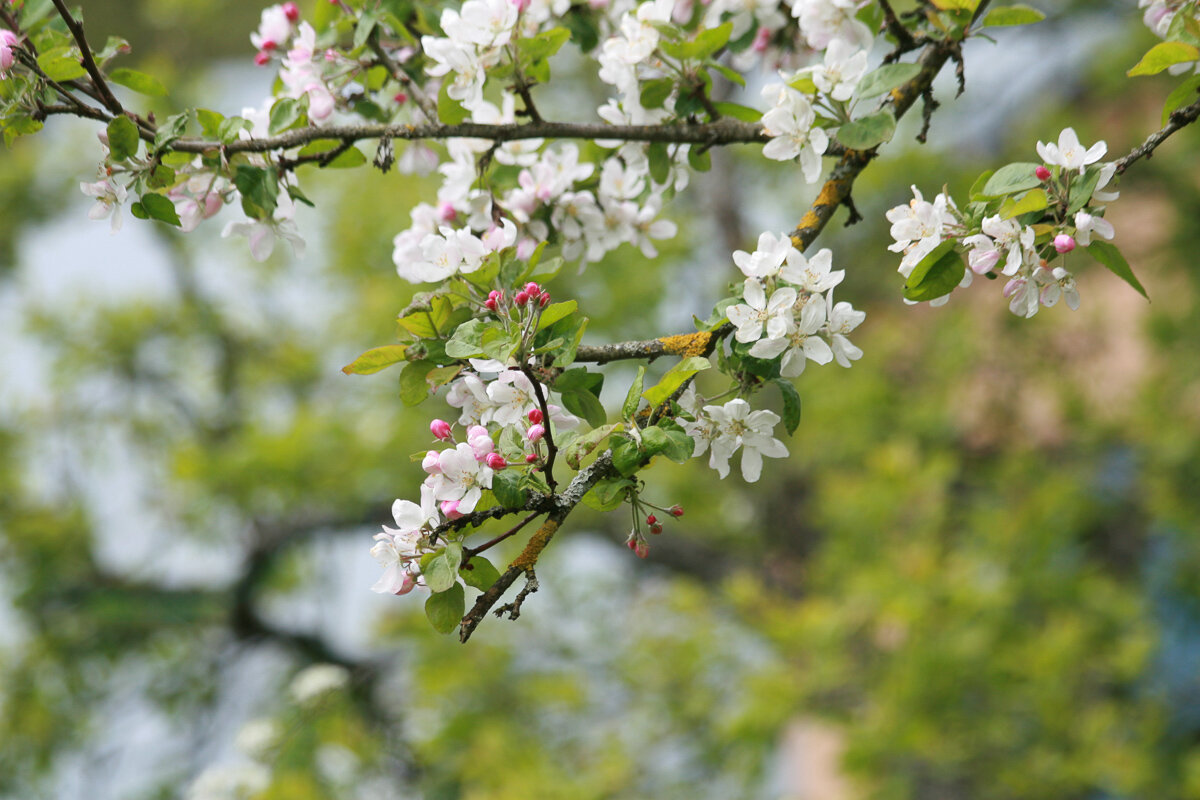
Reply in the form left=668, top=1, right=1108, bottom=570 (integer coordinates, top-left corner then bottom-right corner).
left=669, top=505, right=684, bottom=517
left=527, top=408, right=544, bottom=424
left=514, top=291, right=529, bottom=306
left=485, top=453, right=507, bottom=470
left=646, top=514, right=657, bottom=525
left=430, top=419, right=452, bottom=440
left=538, top=293, right=550, bottom=308
left=523, top=282, right=541, bottom=296
left=394, top=91, right=408, bottom=105
left=649, top=523, right=663, bottom=535
left=254, top=50, right=271, bottom=66
left=525, top=453, right=539, bottom=464
left=1035, top=165, right=1051, bottom=181
left=282, top=2, right=300, bottom=22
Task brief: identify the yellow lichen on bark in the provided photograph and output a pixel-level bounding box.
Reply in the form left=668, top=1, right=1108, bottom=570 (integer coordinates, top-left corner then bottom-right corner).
left=510, top=519, right=559, bottom=571
left=658, top=330, right=713, bottom=358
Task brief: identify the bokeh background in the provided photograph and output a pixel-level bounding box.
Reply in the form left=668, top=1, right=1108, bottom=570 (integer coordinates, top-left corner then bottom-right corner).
left=2, top=1, right=1200, bottom=798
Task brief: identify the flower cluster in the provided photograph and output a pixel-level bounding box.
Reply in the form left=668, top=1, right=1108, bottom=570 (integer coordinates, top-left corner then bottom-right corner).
left=727, top=233, right=864, bottom=375
left=680, top=395, right=788, bottom=482
left=885, top=128, right=1121, bottom=317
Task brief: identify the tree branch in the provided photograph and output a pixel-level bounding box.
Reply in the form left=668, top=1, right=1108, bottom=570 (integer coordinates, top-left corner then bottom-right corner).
left=1114, top=94, right=1200, bottom=176
left=49, top=0, right=125, bottom=117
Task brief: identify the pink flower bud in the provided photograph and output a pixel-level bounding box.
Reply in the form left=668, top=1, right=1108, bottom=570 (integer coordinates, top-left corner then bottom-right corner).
left=485, top=453, right=507, bottom=470
left=634, top=540, right=650, bottom=558
left=526, top=423, right=545, bottom=443
left=752, top=26, right=771, bottom=53
left=1035, top=165, right=1051, bottom=181
left=437, top=201, right=457, bottom=223
left=393, top=91, right=408, bottom=104
left=669, top=505, right=684, bottom=517
left=527, top=408, right=543, bottom=424
left=430, top=419, right=452, bottom=440
left=514, top=291, right=530, bottom=307
left=649, top=523, right=663, bottom=535
left=395, top=570, right=417, bottom=595
left=422, top=450, right=441, bottom=474
left=1053, top=234, right=1076, bottom=254
left=325, top=48, right=338, bottom=62
left=511, top=0, right=531, bottom=10
left=254, top=50, right=271, bottom=66
left=523, top=282, right=540, bottom=297
left=282, top=2, right=300, bottom=22
left=484, top=298, right=498, bottom=312
left=525, top=453, right=539, bottom=464
left=538, top=293, right=550, bottom=308
left=440, top=500, right=463, bottom=520
left=646, top=514, right=657, bottom=525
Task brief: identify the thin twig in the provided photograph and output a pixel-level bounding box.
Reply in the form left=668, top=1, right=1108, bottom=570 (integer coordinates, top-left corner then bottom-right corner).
left=462, top=510, right=542, bottom=561
left=521, top=364, right=558, bottom=491
left=1114, top=94, right=1200, bottom=175
left=48, top=0, right=125, bottom=117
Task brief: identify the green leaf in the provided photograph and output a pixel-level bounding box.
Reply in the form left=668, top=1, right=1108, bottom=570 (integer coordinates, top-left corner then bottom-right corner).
left=437, top=81, right=469, bottom=125
left=217, top=116, right=250, bottom=144
left=903, top=240, right=965, bottom=303
left=642, top=356, right=711, bottom=409
left=553, top=317, right=588, bottom=368
left=611, top=436, right=643, bottom=477
left=491, top=469, right=528, bottom=510
left=982, top=5, right=1046, bottom=26
left=1087, top=241, right=1148, bottom=300
left=622, top=366, right=646, bottom=421
left=425, top=364, right=462, bottom=392
left=519, top=26, right=571, bottom=61
left=460, top=556, right=501, bottom=591
left=981, top=162, right=1043, bottom=198
left=342, top=345, right=409, bottom=375
left=108, top=68, right=169, bottom=97
left=561, top=388, right=607, bottom=429
left=582, top=476, right=634, bottom=511
left=1162, top=75, right=1200, bottom=126
left=37, top=52, right=87, bottom=82
left=774, top=379, right=802, bottom=435
left=323, top=146, right=367, bottom=169
left=153, top=110, right=192, bottom=153
left=147, top=165, right=176, bottom=190
left=445, top=318, right=487, bottom=359
left=640, top=77, right=675, bottom=109
left=536, top=300, right=578, bottom=331
left=564, top=422, right=623, bottom=470
left=196, top=108, right=225, bottom=137
left=268, top=97, right=304, bottom=135
left=423, top=546, right=461, bottom=593
left=398, top=295, right=453, bottom=337
left=998, top=188, right=1049, bottom=220
left=837, top=111, right=896, bottom=150
left=1065, top=166, right=1102, bottom=216
left=712, top=101, right=762, bottom=122
left=233, top=165, right=279, bottom=220
left=854, top=63, right=922, bottom=100
left=662, top=21, right=732, bottom=60
left=688, top=146, right=712, bottom=172
left=353, top=8, right=379, bottom=50
left=399, top=360, right=434, bottom=406
left=968, top=169, right=995, bottom=201
left=139, top=193, right=181, bottom=227
left=555, top=367, right=603, bottom=395
left=787, top=73, right=818, bottom=94
left=106, top=116, right=140, bottom=162
left=425, top=582, right=464, bottom=633
left=648, top=141, right=671, bottom=185
left=709, top=62, right=746, bottom=87
left=1129, top=41, right=1200, bottom=77
left=641, top=425, right=693, bottom=463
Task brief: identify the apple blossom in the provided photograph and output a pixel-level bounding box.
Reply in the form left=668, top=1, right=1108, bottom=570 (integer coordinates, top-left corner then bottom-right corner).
left=0, top=29, right=18, bottom=76
left=761, top=89, right=830, bottom=182
left=703, top=399, right=789, bottom=483
left=779, top=247, right=844, bottom=294
left=1036, top=128, right=1107, bottom=174
left=728, top=279, right=798, bottom=345
left=80, top=178, right=128, bottom=233
left=1074, top=211, right=1115, bottom=245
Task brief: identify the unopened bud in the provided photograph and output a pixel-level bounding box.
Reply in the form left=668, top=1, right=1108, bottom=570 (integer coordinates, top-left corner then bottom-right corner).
left=484, top=297, right=498, bottom=312
left=514, top=291, right=530, bottom=306
left=527, top=423, right=545, bottom=443
left=485, top=453, right=507, bottom=470
left=430, top=419, right=452, bottom=440
left=669, top=505, right=684, bottom=517
left=635, top=540, right=650, bottom=558
left=525, top=453, right=539, bottom=464
left=527, top=408, right=543, bottom=424
left=646, top=514, right=657, bottom=525
left=254, top=50, right=271, bottom=66
left=1035, top=165, right=1051, bottom=181
left=538, top=292, right=550, bottom=308
left=394, top=91, right=408, bottom=104
left=282, top=2, right=300, bottom=22
left=649, top=523, right=663, bottom=535
left=523, top=282, right=541, bottom=297
left=1053, top=234, right=1076, bottom=254
left=440, top=500, right=463, bottom=520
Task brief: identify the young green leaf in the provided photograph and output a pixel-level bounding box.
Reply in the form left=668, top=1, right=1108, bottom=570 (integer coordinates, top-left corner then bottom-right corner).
left=425, top=582, right=465, bottom=634
left=1087, top=241, right=1149, bottom=300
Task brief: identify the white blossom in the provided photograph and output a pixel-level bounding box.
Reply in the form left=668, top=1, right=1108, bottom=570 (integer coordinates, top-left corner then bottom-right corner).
left=727, top=279, right=797, bottom=344
left=1036, top=127, right=1107, bottom=174
left=761, top=88, right=829, bottom=181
